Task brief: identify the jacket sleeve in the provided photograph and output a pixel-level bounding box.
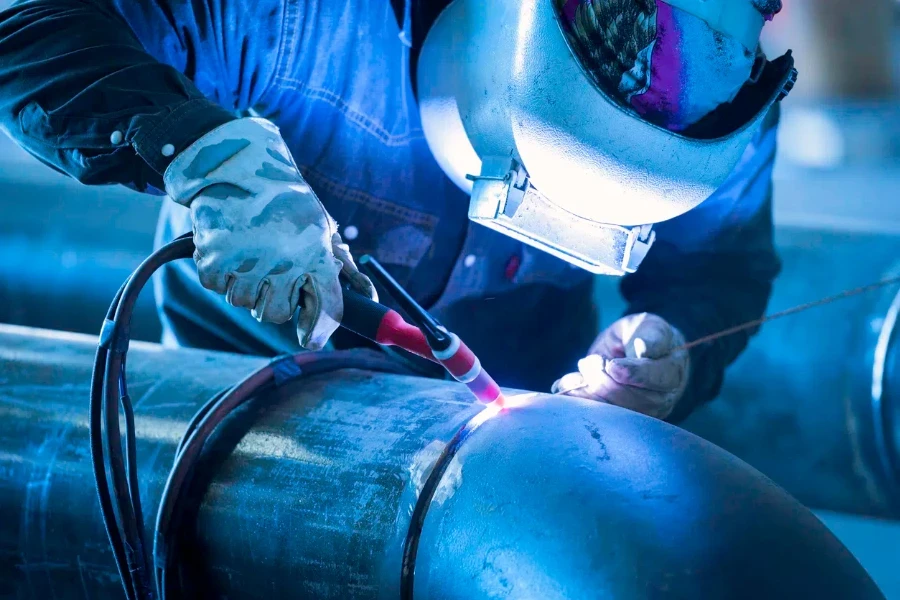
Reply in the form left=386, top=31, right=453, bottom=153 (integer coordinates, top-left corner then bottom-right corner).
left=0, top=0, right=247, bottom=192
left=620, top=106, right=783, bottom=423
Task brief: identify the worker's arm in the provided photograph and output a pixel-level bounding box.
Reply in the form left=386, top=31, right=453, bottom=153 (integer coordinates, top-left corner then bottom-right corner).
left=619, top=107, right=782, bottom=422
left=0, top=0, right=371, bottom=348
left=0, top=0, right=249, bottom=191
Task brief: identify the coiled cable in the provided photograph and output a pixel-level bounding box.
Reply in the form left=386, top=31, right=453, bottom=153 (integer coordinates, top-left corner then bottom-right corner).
left=91, top=233, right=410, bottom=599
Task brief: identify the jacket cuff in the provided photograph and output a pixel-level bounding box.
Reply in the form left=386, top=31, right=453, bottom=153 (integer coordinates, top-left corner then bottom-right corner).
left=131, top=98, right=236, bottom=189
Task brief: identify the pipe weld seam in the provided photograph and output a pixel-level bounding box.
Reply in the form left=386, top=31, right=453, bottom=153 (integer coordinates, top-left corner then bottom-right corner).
left=399, top=406, right=493, bottom=599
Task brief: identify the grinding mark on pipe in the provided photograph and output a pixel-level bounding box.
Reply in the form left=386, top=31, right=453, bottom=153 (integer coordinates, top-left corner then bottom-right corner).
left=584, top=422, right=611, bottom=461
left=409, top=441, right=463, bottom=506
left=408, top=441, right=444, bottom=495
left=22, top=422, right=72, bottom=598
left=479, top=547, right=515, bottom=596
left=432, top=462, right=463, bottom=506
left=234, top=431, right=334, bottom=465
left=400, top=406, right=496, bottom=599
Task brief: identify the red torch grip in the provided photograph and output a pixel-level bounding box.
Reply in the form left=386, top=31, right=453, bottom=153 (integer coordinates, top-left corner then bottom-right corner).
left=374, top=310, right=437, bottom=362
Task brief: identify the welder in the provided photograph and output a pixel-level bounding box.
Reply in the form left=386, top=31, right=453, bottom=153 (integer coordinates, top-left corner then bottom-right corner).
left=0, top=0, right=793, bottom=422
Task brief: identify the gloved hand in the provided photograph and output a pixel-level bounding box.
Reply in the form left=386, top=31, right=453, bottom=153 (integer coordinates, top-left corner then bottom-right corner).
left=552, top=313, right=690, bottom=420
left=164, top=117, right=375, bottom=350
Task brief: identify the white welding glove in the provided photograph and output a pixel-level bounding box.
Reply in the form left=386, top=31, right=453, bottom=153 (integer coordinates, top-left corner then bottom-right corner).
left=164, top=117, right=375, bottom=350
left=552, top=313, right=690, bottom=420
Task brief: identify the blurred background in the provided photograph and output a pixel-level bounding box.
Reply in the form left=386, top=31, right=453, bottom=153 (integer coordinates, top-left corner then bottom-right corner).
left=0, top=0, right=899, bottom=596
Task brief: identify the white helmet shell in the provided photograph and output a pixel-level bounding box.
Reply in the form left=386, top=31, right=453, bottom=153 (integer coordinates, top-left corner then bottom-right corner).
left=417, top=0, right=795, bottom=274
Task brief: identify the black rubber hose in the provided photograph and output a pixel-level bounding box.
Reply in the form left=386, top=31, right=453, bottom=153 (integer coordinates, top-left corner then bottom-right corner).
left=153, top=351, right=411, bottom=599
left=99, top=235, right=194, bottom=600
left=93, top=232, right=413, bottom=599
left=89, top=282, right=134, bottom=599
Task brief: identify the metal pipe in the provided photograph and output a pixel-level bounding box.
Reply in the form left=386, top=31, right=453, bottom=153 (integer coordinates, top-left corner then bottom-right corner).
left=0, top=324, right=883, bottom=599
left=677, top=228, right=900, bottom=519
left=0, top=155, right=162, bottom=341
left=2, top=169, right=900, bottom=521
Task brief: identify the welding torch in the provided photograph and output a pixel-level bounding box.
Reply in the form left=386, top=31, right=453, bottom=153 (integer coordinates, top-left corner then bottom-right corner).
left=340, top=255, right=505, bottom=406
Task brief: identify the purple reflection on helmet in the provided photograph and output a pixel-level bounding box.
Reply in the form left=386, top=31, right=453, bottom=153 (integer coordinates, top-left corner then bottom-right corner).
left=555, top=0, right=777, bottom=131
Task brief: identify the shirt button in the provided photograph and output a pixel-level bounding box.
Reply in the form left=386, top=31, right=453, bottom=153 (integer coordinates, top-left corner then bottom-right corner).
left=344, top=225, right=359, bottom=241
left=161, top=144, right=175, bottom=157
left=464, top=254, right=476, bottom=268
left=109, top=130, right=124, bottom=145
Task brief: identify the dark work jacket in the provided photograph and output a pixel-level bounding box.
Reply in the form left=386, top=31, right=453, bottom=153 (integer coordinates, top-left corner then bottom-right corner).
left=0, top=0, right=782, bottom=421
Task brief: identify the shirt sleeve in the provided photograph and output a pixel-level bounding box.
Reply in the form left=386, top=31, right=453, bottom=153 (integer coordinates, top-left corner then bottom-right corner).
left=619, top=106, right=783, bottom=423
left=0, top=0, right=241, bottom=192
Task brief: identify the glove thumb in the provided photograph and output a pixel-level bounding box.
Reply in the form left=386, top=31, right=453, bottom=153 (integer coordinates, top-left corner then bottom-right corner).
left=623, top=313, right=675, bottom=359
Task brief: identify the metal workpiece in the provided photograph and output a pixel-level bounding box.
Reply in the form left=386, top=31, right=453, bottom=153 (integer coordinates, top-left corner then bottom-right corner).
left=5, top=207, right=896, bottom=521
left=679, top=229, right=900, bottom=519
left=0, top=325, right=884, bottom=599
left=0, top=165, right=161, bottom=341
left=875, top=286, right=900, bottom=503
left=413, top=396, right=881, bottom=600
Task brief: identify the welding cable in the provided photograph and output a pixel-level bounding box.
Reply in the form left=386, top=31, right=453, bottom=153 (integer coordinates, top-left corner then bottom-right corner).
left=152, top=351, right=411, bottom=599
left=90, top=281, right=135, bottom=599
left=119, top=361, right=147, bottom=580
left=108, top=234, right=194, bottom=598
left=95, top=232, right=503, bottom=599
left=175, top=388, right=228, bottom=455
left=93, top=232, right=431, bottom=600
left=92, top=233, right=194, bottom=600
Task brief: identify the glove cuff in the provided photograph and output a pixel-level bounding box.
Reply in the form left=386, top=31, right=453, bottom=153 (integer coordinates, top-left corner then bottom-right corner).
left=163, top=117, right=298, bottom=206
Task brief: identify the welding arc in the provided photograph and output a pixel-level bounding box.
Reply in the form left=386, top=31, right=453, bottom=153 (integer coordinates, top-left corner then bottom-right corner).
left=677, top=274, right=900, bottom=352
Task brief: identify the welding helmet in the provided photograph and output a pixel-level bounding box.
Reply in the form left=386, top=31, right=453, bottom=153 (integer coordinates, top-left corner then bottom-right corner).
left=416, top=0, right=797, bottom=275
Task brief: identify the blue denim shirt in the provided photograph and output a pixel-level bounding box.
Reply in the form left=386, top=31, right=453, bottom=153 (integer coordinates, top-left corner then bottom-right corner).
left=0, top=0, right=781, bottom=420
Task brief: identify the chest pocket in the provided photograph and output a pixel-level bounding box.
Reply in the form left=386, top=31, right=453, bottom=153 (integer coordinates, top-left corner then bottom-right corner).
left=273, top=0, right=420, bottom=147
left=265, top=0, right=442, bottom=287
